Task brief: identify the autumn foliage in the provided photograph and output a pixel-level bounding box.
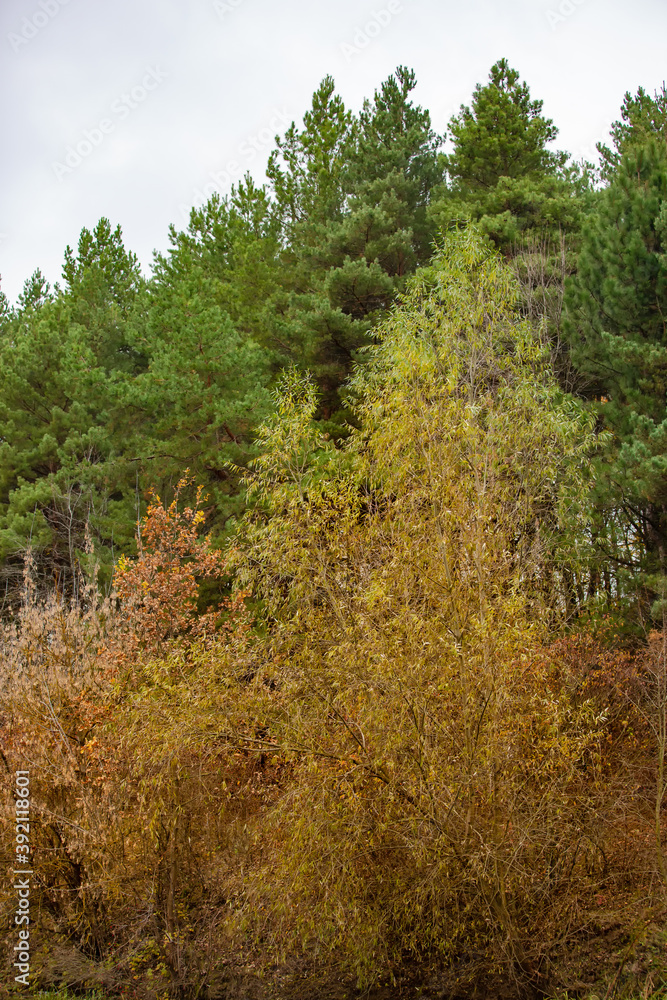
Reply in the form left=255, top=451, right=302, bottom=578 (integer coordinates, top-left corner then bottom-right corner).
left=112, top=475, right=245, bottom=663
left=0, top=482, right=256, bottom=995
left=1, top=233, right=667, bottom=999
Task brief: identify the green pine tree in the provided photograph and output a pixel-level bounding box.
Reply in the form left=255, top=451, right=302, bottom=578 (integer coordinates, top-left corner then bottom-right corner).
left=265, top=68, right=443, bottom=426
left=0, top=221, right=144, bottom=596
left=156, top=176, right=281, bottom=332
left=597, top=83, right=667, bottom=179
left=446, top=57, right=564, bottom=190
left=430, top=58, right=584, bottom=253
left=564, top=139, right=667, bottom=610
left=267, top=75, right=352, bottom=241
left=125, top=262, right=273, bottom=534
left=429, top=59, right=594, bottom=398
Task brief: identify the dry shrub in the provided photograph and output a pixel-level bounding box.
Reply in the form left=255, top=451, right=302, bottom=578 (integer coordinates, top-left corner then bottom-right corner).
left=630, top=628, right=667, bottom=890
left=545, top=623, right=667, bottom=896
left=0, top=485, right=265, bottom=997
left=0, top=554, right=121, bottom=962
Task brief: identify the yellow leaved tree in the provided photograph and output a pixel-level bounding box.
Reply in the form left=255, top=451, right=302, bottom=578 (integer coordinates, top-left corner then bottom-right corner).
left=233, top=228, right=604, bottom=989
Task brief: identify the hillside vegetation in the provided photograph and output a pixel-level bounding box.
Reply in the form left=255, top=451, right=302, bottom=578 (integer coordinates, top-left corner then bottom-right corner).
left=2, top=63, right=667, bottom=1000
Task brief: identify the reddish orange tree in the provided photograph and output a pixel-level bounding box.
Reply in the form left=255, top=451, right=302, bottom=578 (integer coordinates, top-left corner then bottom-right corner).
left=113, top=474, right=245, bottom=664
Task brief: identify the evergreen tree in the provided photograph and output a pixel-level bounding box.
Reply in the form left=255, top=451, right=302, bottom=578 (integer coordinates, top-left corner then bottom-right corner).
left=63, top=218, right=142, bottom=310
left=126, top=262, right=273, bottom=533
left=267, top=75, right=352, bottom=240
left=62, top=217, right=145, bottom=373
left=563, top=139, right=667, bottom=607
left=0, top=294, right=9, bottom=335
left=265, top=68, right=442, bottom=425
left=156, top=177, right=281, bottom=327
left=597, top=84, right=667, bottom=179
left=429, top=59, right=593, bottom=399
left=16, top=269, right=51, bottom=313
left=344, top=65, right=442, bottom=264
left=264, top=74, right=359, bottom=411
left=430, top=59, right=580, bottom=253
left=446, top=58, right=564, bottom=190
left=0, top=221, right=144, bottom=596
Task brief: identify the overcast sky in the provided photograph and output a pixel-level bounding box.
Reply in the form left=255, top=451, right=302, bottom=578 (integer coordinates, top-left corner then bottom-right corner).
left=0, top=0, right=664, bottom=303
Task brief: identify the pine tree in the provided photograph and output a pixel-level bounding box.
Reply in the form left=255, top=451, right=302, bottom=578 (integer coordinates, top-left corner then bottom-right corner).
left=563, top=139, right=667, bottom=608
left=156, top=176, right=281, bottom=329
left=263, top=74, right=360, bottom=415
left=430, top=59, right=593, bottom=398
left=344, top=65, right=442, bottom=264
left=597, top=84, right=667, bottom=179
left=446, top=58, right=564, bottom=191
left=126, top=263, right=273, bottom=533
left=429, top=59, right=588, bottom=256
left=16, top=269, right=51, bottom=313
left=62, top=217, right=145, bottom=373
left=265, top=68, right=442, bottom=426
left=0, top=221, right=144, bottom=596
left=267, top=75, right=352, bottom=240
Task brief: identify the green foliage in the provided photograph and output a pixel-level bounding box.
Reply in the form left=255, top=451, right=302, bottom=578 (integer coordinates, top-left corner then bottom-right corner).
left=126, top=262, right=273, bottom=531
left=0, top=61, right=590, bottom=591
left=15, top=267, right=51, bottom=313
left=263, top=67, right=443, bottom=426
left=155, top=174, right=281, bottom=337
left=239, top=227, right=594, bottom=622
left=0, top=222, right=143, bottom=594
left=345, top=64, right=442, bottom=261
left=445, top=58, right=565, bottom=191
left=63, top=217, right=142, bottom=311
left=429, top=58, right=592, bottom=351
left=598, top=83, right=667, bottom=178
left=430, top=166, right=593, bottom=254
left=267, top=74, right=352, bottom=237
left=0, top=202, right=275, bottom=590
left=564, top=139, right=667, bottom=600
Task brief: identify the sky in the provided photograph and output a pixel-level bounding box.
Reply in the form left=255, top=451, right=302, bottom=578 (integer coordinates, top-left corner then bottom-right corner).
left=0, top=0, right=664, bottom=304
